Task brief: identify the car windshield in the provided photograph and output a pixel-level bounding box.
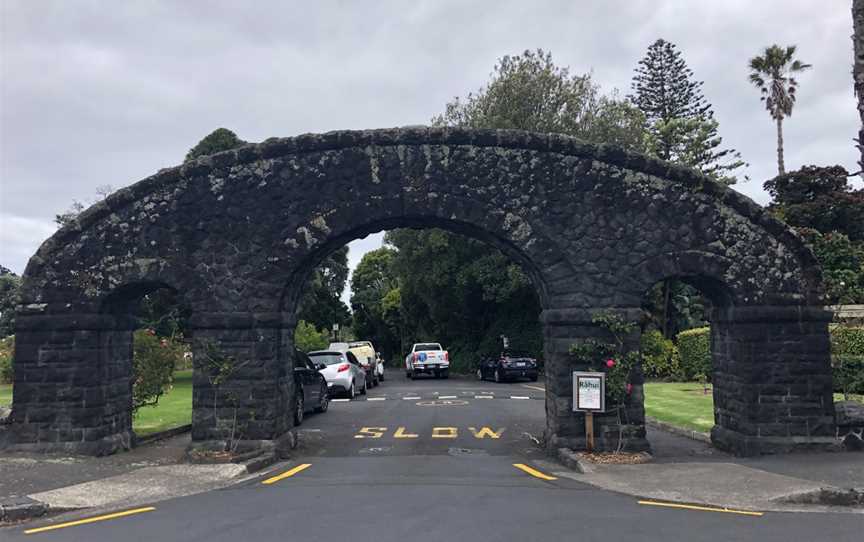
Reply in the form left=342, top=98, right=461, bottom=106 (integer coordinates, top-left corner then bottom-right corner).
left=308, top=352, right=346, bottom=366
left=416, top=343, right=442, bottom=351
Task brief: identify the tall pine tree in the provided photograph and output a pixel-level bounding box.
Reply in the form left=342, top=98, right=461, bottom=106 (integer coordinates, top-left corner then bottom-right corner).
left=630, top=39, right=745, bottom=185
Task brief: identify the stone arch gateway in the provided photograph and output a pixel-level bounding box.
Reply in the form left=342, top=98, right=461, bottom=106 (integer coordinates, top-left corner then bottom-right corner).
left=1, top=127, right=836, bottom=456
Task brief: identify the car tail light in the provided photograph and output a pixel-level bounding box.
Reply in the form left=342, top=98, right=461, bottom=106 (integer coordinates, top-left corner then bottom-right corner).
left=337, top=364, right=350, bottom=372
left=413, top=353, right=418, bottom=362
left=444, top=351, right=449, bottom=361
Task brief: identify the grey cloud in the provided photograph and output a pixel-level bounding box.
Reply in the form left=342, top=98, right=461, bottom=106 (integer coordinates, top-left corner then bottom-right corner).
left=1, top=0, right=859, bottom=281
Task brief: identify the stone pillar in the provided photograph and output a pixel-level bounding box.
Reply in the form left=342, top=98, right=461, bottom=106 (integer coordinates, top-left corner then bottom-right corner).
left=710, top=305, right=837, bottom=455
left=0, top=311, right=135, bottom=455
left=541, top=307, right=650, bottom=453
left=188, top=312, right=295, bottom=458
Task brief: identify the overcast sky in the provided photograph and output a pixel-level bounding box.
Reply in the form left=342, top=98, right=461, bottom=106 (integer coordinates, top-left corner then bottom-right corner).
left=1, top=1, right=860, bottom=305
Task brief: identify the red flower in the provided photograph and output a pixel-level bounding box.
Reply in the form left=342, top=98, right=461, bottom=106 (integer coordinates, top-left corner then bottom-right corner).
left=605, top=359, right=616, bottom=368
left=146, top=329, right=156, bottom=336
left=626, top=383, right=633, bottom=395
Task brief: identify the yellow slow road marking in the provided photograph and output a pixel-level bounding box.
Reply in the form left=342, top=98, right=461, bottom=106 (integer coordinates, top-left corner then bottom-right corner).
left=431, top=427, right=458, bottom=438
left=638, top=500, right=764, bottom=517
left=354, top=427, right=387, bottom=439
left=261, top=463, right=312, bottom=485
left=394, top=426, right=418, bottom=438
left=468, top=426, right=504, bottom=439
left=521, top=384, right=545, bottom=392
left=24, top=507, right=155, bottom=535
left=513, top=463, right=558, bottom=481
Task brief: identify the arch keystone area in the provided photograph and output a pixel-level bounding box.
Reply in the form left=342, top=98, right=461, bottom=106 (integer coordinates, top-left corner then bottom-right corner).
left=1, top=127, right=836, bottom=456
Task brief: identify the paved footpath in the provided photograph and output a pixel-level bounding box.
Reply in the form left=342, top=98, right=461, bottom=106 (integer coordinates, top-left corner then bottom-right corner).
left=2, top=374, right=862, bottom=541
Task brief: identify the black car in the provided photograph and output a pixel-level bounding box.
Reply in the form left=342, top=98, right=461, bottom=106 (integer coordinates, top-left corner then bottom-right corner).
left=477, top=350, right=539, bottom=383
left=293, top=349, right=330, bottom=425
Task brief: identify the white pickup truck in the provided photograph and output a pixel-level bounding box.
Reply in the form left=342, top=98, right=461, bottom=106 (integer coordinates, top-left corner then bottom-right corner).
left=405, top=342, right=450, bottom=379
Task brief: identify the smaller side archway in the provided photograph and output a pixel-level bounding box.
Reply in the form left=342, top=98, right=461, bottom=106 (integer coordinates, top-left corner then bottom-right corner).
left=631, top=252, right=836, bottom=455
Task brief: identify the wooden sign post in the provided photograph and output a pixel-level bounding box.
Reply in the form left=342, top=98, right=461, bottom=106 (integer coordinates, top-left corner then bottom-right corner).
left=572, top=372, right=606, bottom=453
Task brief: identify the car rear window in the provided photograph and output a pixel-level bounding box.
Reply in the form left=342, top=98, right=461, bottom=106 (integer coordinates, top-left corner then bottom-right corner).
left=416, top=344, right=442, bottom=351
left=309, top=353, right=346, bottom=365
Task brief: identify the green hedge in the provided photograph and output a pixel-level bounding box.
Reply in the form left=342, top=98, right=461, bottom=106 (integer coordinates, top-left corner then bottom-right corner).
left=676, top=327, right=711, bottom=381
left=0, top=336, right=12, bottom=384
left=830, top=325, right=864, bottom=396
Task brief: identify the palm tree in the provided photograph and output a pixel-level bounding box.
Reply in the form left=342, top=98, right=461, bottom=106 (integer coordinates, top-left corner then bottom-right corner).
left=748, top=45, right=811, bottom=175
left=854, top=0, right=864, bottom=177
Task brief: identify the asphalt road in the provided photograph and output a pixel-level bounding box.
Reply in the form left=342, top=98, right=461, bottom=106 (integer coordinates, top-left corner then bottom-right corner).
left=5, top=374, right=863, bottom=541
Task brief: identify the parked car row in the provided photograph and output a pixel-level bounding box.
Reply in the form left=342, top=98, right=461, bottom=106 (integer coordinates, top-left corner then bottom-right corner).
left=295, top=341, right=387, bottom=427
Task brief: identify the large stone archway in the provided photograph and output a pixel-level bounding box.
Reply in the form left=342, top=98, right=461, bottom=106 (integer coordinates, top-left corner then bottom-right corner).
left=0, top=127, right=836, bottom=456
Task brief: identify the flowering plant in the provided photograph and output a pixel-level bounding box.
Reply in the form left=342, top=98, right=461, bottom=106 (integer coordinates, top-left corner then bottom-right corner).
left=568, top=313, right=639, bottom=405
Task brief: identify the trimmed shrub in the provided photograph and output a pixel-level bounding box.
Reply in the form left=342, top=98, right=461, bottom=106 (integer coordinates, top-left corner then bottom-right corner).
left=0, top=336, right=12, bottom=384
left=676, top=327, right=711, bottom=381
left=640, top=329, right=681, bottom=379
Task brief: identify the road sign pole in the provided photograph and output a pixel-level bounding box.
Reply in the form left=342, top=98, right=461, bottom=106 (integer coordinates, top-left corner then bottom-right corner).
left=585, top=411, right=594, bottom=453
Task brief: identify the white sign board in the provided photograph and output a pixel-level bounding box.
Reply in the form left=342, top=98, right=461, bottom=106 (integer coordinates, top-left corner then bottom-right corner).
left=572, top=371, right=605, bottom=412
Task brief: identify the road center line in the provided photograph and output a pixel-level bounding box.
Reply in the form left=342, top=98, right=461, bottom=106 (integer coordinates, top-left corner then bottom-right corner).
left=438, top=395, right=457, bottom=399
left=637, top=500, right=764, bottom=517
left=403, top=396, right=421, bottom=400
left=513, top=463, right=558, bottom=481
left=24, top=507, right=156, bottom=535
left=261, top=463, right=312, bottom=485
left=367, top=397, right=386, bottom=401
left=331, top=398, right=350, bottom=402
left=475, top=395, right=493, bottom=399
left=510, top=396, right=530, bottom=400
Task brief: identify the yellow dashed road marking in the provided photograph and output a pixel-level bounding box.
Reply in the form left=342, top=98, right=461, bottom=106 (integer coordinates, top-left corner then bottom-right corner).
left=261, top=463, right=312, bottom=485
left=24, top=507, right=156, bottom=535
left=637, top=500, right=764, bottom=516
left=513, top=463, right=557, bottom=481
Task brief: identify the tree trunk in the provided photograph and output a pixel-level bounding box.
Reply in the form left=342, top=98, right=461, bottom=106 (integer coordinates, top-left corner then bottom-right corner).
left=854, top=0, right=864, bottom=177
left=775, top=116, right=785, bottom=176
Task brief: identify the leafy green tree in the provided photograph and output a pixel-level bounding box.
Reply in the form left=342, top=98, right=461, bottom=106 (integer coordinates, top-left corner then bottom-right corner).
left=433, top=49, right=646, bottom=150
left=764, top=165, right=864, bottom=241
left=350, top=248, right=402, bottom=359
left=294, top=320, right=329, bottom=352
left=630, top=39, right=744, bottom=185
left=797, top=229, right=864, bottom=304
left=184, top=128, right=246, bottom=162
left=748, top=45, right=812, bottom=175
left=297, top=246, right=351, bottom=332
left=0, top=267, right=20, bottom=338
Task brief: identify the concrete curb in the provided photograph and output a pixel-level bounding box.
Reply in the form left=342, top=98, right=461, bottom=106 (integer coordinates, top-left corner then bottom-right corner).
left=135, top=424, right=192, bottom=446
left=645, top=416, right=711, bottom=444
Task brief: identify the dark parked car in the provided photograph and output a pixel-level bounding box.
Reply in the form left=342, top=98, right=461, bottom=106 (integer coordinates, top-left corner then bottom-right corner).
left=477, top=350, right=539, bottom=383
left=294, top=349, right=330, bottom=425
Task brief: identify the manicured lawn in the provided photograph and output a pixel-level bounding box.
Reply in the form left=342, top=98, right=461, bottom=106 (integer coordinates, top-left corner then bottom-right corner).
left=0, top=383, right=11, bottom=407
left=133, top=370, right=193, bottom=436
left=644, top=381, right=715, bottom=433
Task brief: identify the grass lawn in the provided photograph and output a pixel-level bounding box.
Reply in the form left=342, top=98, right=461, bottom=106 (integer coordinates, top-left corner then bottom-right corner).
left=644, top=381, right=716, bottom=433
left=0, top=383, right=10, bottom=407
left=132, top=369, right=193, bottom=436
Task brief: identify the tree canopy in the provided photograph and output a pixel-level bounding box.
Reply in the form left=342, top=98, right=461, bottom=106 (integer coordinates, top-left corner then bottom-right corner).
left=184, top=128, right=247, bottom=162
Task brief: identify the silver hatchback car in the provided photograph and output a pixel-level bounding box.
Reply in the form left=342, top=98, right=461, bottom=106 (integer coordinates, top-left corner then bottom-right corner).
left=308, top=350, right=367, bottom=399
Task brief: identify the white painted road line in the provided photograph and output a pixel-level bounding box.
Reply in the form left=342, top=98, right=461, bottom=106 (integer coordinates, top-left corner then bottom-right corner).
left=331, top=399, right=350, bottom=402
left=475, top=395, right=494, bottom=399
left=367, top=397, right=387, bottom=401
left=403, top=396, right=421, bottom=400
left=439, top=395, right=457, bottom=399
left=521, top=384, right=546, bottom=392
left=510, top=396, right=530, bottom=400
